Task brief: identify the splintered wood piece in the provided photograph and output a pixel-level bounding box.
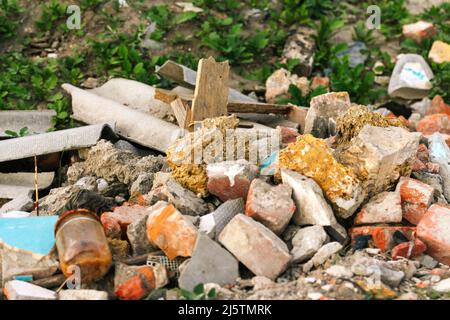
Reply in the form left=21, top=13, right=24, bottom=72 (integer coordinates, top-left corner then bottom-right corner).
left=191, top=57, right=230, bottom=123
left=170, top=98, right=191, bottom=129
left=227, top=101, right=291, bottom=114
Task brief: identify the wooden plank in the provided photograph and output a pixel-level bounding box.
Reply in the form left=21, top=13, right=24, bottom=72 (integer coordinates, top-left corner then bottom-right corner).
left=191, top=57, right=230, bottom=122
left=227, top=101, right=291, bottom=114
left=156, top=60, right=255, bottom=102
left=170, top=98, right=191, bottom=129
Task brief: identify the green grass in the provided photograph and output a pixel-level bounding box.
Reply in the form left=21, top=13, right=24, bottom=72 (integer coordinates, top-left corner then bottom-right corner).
left=0, top=0, right=22, bottom=40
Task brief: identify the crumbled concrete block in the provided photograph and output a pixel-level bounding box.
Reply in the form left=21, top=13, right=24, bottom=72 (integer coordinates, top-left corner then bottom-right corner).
left=4, top=280, right=57, bottom=300
left=428, top=40, right=450, bottom=64
left=178, top=234, right=239, bottom=291
left=245, top=178, right=295, bottom=234
left=304, top=92, right=351, bottom=138
left=402, top=21, right=436, bottom=43
left=417, top=204, right=450, bottom=266
left=397, top=177, right=434, bottom=225
left=58, top=289, right=108, bottom=300
left=279, top=134, right=364, bottom=218
left=146, top=172, right=209, bottom=216
left=146, top=201, right=198, bottom=260
left=337, top=125, right=421, bottom=199
left=0, top=195, right=34, bottom=214
left=354, top=191, right=403, bottom=225
left=130, top=172, right=154, bottom=196
left=127, top=211, right=156, bottom=256
left=218, top=214, right=291, bottom=280
left=291, top=226, right=328, bottom=263
left=207, top=160, right=259, bottom=202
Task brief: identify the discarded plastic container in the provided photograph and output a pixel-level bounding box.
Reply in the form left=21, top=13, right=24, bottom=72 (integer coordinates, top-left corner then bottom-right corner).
left=54, top=209, right=112, bottom=284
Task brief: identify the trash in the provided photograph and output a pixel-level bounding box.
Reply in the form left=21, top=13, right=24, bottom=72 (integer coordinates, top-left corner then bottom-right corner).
left=207, top=160, right=259, bottom=202
left=58, top=289, right=108, bottom=300
left=245, top=178, right=295, bottom=235
left=63, top=84, right=182, bottom=153
left=428, top=40, right=450, bottom=64
left=0, top=216, right=58, bottom=255
left=396, top=177, right=434, bottom=225
left=354, top=191, right=403, bottom=225
left=388, top=54, right=434, bottom=100
left=178, top=234, right=239, bottom=291
left=402, top=21, right=436, bottom=43
left=417, top=204, right=450, bottom=266
left=0, top=123, right=117, bottom=163
left=146, top=172, right=209, bottom=216
left=0, top=110, right=55, bottom=138
left=304, top=92, right=351, bottom=138
left=278, top=134, right=363, bottom=218
left=280, top=27, right=315, bottom=76
left=3, top=280, right=57, bottom=300
left=290, top=226, right=328, bottom=264
left=54, top=209, right=112, bottom=284
left=336, top=125, right=421, bottom=199
left=218, top=214, right=291, bottom=280
left=146, top=201, right=198, bottom=260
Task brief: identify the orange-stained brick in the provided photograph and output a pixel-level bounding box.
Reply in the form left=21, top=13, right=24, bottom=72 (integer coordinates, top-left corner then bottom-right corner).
left=391, top=238, right=427, bottom=260
left=350, top=226, right=416, bottom=252
left=397, top=177, right=434, bottom=225
left=417, top=204, right=450, bottom=266
left=416, top=113, right=450, bottom=136
left=115, top=266, right=156, bottom=300
left=101, top=204, right=150, bottom=238
left=427, top=96, right=450, bottom=116
left=146, top=201, right=198, bottom=260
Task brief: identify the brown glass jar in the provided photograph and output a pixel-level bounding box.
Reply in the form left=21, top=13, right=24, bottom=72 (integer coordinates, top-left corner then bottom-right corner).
left=55, top=209, right=112, bottom=284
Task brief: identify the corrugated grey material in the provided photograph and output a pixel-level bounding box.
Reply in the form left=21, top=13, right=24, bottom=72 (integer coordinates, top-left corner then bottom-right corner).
left=214, top=198, right=244, bottom=241
left=0, top=110, right=56, bottom=138
left=0, top=123, right=117, bottom=163
left=63, top=84, right=182, bottom=153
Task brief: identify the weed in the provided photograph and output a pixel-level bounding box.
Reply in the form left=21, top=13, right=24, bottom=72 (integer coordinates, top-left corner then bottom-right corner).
left=429, top=63, right=450, bottom=103
left=353, top=21, right=375, bottom=46
left=180, top=283, right=217, bottom=300
left=5, top=127, right=29, bottom=138
left=376, top=0, right=411, bottom=38
left=35, top=0, right=67, bottom=33
left=313, top=16, right=345, bottom=68
left=0, top=0, right=22, bottom=40
left=278, top=84, right=328, bottom=107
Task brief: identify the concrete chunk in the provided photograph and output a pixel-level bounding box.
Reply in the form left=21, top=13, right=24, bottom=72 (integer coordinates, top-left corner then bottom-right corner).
left=354, top=191, right=403, bottom=225
left=291, top=226, right=328, bottom=263
left=218, top=214, right=291, bottom=280
left=58, top=289, right=108, bottom=300
left=178, top=234, right=239, bottom=291
left=4, top=280, right=57, bottom=300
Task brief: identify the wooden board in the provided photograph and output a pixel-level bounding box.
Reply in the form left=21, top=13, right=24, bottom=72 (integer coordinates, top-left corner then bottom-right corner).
left=191, top=57, right=230, bottom=123
left=170, top=98, right=191, bottom=130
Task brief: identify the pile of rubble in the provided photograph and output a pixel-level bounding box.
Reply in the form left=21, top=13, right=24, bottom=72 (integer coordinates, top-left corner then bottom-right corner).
left=1, top=35, right=450, bottom=300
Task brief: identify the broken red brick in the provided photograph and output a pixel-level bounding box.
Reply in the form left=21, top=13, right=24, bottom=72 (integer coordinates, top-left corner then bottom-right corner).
left=427, top=96, right=450, bottom=116
left=101, top=204, right=149, bottom=238
left=245, top=178, right=295, bottom=234
left=146, top=201, right=198, bottom=260
left=350, top=226, right=416, bottom=252
left=416, top=113, right=450, bottom=136
left=354, top=191, right=402, bottom=225
left=402, top=21, right=436, bottom=43
left=115, top=266, right=156, bottom=300
left=391, top=238, right=427, bottom=260
left=397, top=177, right=434, bottom=225
left=417, top=204, right=450, bottom=266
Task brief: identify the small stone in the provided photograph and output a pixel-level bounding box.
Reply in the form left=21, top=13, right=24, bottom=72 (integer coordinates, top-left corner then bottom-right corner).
left=251, top=276, right=274, bottom=290
left=265, top=68, right=309, bottom=103
left=58, top=289, right=108, bottom=300
left=419, top=255, right=439, bottom=269
left=245, top=178, right=295, bottom=234
left=280, top=26, right=315, bottom=77
left=278, top=134, right=363, bottom=219
left=130, top=173, right=154, bottom=196
left=307, top=292, right=323, bottom=300
left=303, top=242, right=343, bottom=272
left=402, top=21, right=436, bottom=43
left=337, top=125, right=421, bottom=199
left=4, top=280, right=57, bottom=300
left=354, top=191, right=402, bottom=225
left=291, top=226, right=328, bottom=263
left=326, top=265, right=354, bottom=279
left=427, top=95, right=450, bottom=116
left=218, top=214, right=291, bottom=280
left=388, top=54, right=434, bottom=99
left=304, top=92, right=351, bottom=138
left=146, top=201, right=198, bottom=260
left=397, top=177, right=434, bottom=225
left=416, top=113, right=450, bottom=136
left=432, top=278, right=450, bottom=293
left=178, top=234, right=239, bottom=291
left=207, top=159, right=259, bottom=202
left=417, top=204, right=450, bottom=266
left=379, top=266, right=405, bottom=288
left=428, top=40, right=450, bottom=64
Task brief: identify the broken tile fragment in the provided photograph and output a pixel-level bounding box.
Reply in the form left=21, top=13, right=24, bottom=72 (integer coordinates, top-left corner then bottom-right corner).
left=4, top=280, right=57, bottom=300
left=397, top=177, right=434, bottom=225
left=218, top=214, right=291, bottom=280
left=402, top=21, right=435, bottom=43
left=245, top=178, right=295, bottom=234
left=391, top=238, right=427, bottom=260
